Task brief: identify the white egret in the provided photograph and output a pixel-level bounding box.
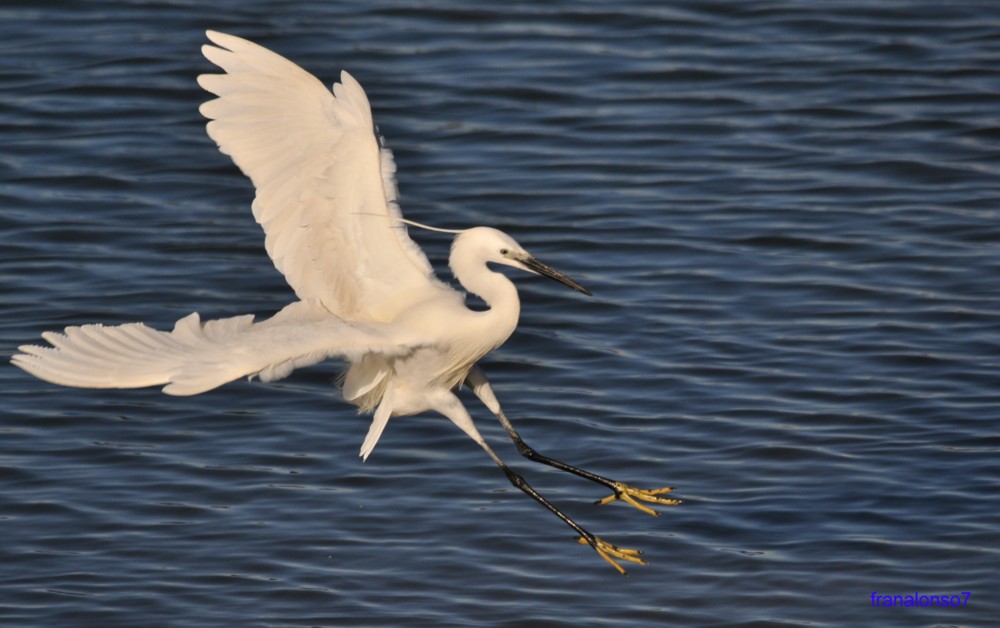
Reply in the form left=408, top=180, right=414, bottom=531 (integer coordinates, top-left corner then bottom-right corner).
left=12, top=31, right=678, bottom=574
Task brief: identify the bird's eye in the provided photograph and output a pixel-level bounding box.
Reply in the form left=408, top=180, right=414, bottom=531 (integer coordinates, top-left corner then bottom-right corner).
left=500, top=248, right=509, bottom=256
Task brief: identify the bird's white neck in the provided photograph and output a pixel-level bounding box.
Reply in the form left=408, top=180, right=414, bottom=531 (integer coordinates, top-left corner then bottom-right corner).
left=449, top=240, right=521, bottom=326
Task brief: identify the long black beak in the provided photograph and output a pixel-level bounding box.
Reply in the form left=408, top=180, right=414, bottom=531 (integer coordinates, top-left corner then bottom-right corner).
left=521, top=256, right=592, bottom=296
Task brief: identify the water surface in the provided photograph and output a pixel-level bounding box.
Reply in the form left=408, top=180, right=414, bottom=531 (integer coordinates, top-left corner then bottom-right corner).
left=2, top=1, right=999, bottom=625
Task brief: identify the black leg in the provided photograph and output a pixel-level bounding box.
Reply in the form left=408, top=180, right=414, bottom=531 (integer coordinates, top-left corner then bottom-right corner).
left=476, top=438, right=645, bottom=575
left=496, top=407, right=680, bottom=515
left=464, top=367, right=680, bottom=515
left=496, top=407, right=618, bottom=486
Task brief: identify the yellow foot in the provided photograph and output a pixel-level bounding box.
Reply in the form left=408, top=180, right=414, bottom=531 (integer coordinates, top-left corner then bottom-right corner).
left=596, top=482, right=681, bottom=516
left=578, top=536, right=646, bottom=575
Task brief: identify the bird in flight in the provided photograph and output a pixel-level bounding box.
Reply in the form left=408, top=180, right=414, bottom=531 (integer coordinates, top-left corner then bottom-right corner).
left=12, top=31, right=678, bottom=574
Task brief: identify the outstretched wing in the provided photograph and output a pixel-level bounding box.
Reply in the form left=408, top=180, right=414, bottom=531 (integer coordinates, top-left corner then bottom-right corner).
left=198, top=31, right=450, bottom=322
left=12, top=310, right=420, bottom=397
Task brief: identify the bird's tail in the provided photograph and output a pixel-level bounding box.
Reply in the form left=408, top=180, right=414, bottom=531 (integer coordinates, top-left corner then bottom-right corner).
left=359, top=391, right=394, bottom=461
left=12, top=312, right=269, bottom=396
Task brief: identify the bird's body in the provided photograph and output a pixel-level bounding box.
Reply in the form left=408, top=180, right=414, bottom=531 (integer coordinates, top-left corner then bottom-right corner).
left=12, top=32, right=677, bottom=574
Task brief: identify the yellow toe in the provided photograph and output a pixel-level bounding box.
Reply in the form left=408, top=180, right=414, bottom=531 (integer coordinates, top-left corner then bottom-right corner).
left=578, top=536, right=647, bottom=575
left=596, top=482, right=681, bottom=515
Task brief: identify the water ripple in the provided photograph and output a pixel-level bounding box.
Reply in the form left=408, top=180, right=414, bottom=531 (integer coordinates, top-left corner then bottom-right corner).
left=2, top=1, right=999, bottom=625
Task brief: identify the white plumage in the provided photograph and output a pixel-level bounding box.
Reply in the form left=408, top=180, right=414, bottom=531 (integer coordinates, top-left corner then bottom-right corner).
left=13, top=29, right=586, bottom=459
left=12, top=31, right=676, bottom=574
left=197, top=31, right=447, bottom=321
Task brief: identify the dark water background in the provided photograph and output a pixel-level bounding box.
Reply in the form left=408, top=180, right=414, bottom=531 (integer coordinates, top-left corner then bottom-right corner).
left=2, top=1, right=999, bottom=625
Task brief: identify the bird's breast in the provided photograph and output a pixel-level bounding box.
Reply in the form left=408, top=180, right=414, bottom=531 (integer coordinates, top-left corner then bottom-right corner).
left=389, top=297, right=517, bottom=390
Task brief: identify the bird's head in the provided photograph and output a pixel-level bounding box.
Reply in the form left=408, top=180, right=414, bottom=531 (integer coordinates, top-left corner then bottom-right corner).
left=454, top=227, right=592, bottom=296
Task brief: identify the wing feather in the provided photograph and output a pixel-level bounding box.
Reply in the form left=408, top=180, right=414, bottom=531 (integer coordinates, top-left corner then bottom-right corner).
left=12, top=312, right=419, bottom=397
left=198, top=30, right=450, bottom=322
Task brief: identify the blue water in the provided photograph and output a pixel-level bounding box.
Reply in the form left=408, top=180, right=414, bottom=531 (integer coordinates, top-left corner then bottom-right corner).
left=2, top=1, right=999, bottom=625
